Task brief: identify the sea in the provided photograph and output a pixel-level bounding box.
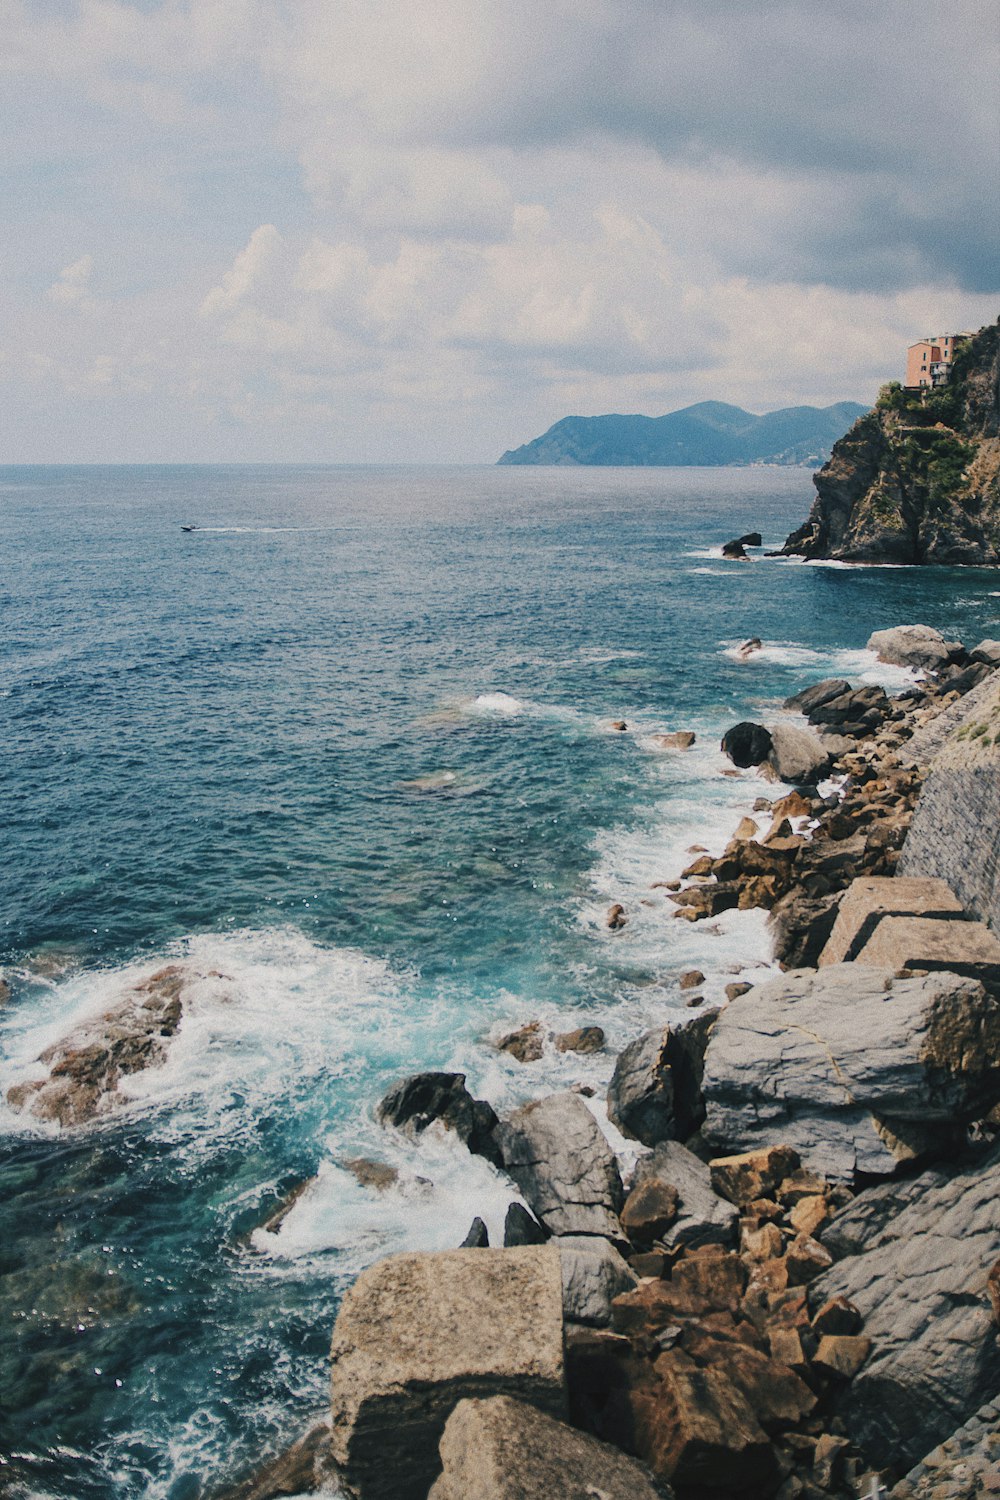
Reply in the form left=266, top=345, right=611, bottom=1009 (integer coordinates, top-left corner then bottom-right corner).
left=1, top=463, right=997, bottom=1498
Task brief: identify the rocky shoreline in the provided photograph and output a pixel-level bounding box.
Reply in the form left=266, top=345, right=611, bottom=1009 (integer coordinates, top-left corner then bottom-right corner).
left=8, top=623, right=1000, bottom=1499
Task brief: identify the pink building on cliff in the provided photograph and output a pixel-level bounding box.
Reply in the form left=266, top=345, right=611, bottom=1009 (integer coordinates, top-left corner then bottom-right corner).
left=904, top=332, right=970, bottom=390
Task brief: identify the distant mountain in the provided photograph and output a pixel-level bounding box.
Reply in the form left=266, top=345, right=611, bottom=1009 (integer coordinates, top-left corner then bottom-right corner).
left=497, top=400, right=868, bottom=467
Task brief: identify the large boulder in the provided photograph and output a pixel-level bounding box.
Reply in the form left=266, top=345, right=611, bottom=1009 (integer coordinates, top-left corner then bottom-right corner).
left=766, top=723, right=832, bottom=784
left=818, top=875, right=965, bottom=966
left=375, top=1072, right=501, bottom=1165
left=853, top=914, right=1000, bottom=986
left=784, top=678, right=852, bottom=715
left=899, top=674, right=1000, bottom=933
left=867, top=625, right=954, bottom=672
left=428, top=1395, right=672, bottom=1500
left=631, top=1141, right=739, bottom=1251
left=700, top=967, right=1000, bottom=1179
left=495, top=1092, right=624, bottom=1240
left=811, top=1146, right=1000, bottom=1472
left=721, top=722, right=773, bottom=768
left=329, top=1247, right=566, bottom=1500
left=6, top=965, right=187, bottom=1127
left=607, top=1014, right=716, bottom=1147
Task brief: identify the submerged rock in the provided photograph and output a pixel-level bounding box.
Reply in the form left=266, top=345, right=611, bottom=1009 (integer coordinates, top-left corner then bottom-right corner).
left=375, top=1072, right=501, bottom=1165
left=6, top=964, right=187, bottom=1127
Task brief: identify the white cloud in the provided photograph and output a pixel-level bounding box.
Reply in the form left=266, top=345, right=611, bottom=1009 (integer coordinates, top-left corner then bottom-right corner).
left=47, top=254, right=95, bottom=308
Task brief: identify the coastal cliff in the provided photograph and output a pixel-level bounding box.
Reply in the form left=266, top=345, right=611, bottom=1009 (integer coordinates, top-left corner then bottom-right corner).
left=781, top=318, right=1000, bottom=564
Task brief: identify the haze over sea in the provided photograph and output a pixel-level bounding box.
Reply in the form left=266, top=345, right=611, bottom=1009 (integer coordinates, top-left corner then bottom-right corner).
left=2, top=463, right=997, bottom=1498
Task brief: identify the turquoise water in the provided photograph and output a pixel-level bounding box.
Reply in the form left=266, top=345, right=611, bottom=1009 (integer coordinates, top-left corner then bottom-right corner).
left=1, top=464, right=997, bottom=1497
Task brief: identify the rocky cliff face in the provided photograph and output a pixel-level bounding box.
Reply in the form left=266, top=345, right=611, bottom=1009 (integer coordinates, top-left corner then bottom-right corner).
left=781, top=319, right=1000, bottom=564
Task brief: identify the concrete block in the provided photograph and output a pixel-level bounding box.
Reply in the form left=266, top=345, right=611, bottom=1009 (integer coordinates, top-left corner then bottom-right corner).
left=818, top=876, right=965, bottom=966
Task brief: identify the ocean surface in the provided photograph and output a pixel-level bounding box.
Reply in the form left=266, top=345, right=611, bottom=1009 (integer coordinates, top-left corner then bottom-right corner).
left=2, top=463, right=997, bottom=1498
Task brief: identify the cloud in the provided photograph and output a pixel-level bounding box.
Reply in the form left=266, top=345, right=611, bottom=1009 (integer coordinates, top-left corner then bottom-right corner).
left=0, top=1, right=997, bottom=460
left=47, top=253, right=95, bottom=307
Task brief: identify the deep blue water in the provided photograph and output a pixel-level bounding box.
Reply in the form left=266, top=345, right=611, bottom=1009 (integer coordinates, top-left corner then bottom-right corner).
left=1, top=464, right=997, bottom=1497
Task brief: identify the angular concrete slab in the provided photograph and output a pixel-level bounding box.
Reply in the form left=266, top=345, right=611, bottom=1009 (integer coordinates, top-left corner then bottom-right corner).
left=428, top=1396, right=672, bottom=1500
left=330, top=1247, right=566, bottom=1500
left=818, top=876, right=965, bottom=966
left=853, top=915, right=1000, bottom=985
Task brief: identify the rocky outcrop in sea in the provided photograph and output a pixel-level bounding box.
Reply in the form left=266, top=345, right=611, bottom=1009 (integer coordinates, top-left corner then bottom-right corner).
left=780, top=319, right=1000, bottom=564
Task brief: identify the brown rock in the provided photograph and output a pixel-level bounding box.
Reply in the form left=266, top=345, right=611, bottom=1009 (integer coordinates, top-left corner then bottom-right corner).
left=341, top=1160, right=399, bottom=1193
left=740, top=1222, right=785, bottom=1262
left=620, top=1180, right=679, bottom=1248
left=681, top=856, right=715, bottom=877
left=607, top=904, right=628, bottom=930
left=789, top=1195, right=829, bottom=1238
left=610, top=721, right=628, bottom=732
left=810, top=1296, right=862, bottom=1338
left=671, top=1250, right=747, bottom=1314
left=637, top=1359, right=777, bottom=1491
left=668, top=882, right=740, bottom=920
left=776, top=1170, right=828, bottom=1207
left=710, top=1146, right=801, bottom=1207
left=554, top=1025, right=605, bottom=1055
left=735, top=817, right=760, bottom=841
left=691, top=1340, right=817, bottom=1432
left=0, top=978, right=10, bottom=1006
left=770, top=791, right=814, bottom=822
left=497, top=1021, right=544, bottom=1063
left=812, top=1433, right=851, bottom=1489
left=852, top=914, right=1000, bottom=986
left=679, top=970, right=705, bottom=991
left=746, top=1198, right=784, bottom=1224
left=654, top=731, right=697, bottom=750
left=628, top=1251, right=670, bottom=1279
left=738, top=875, right=782, bottom=910
left=767, top=1327, right=808, bottom=1373
left=811, top=1334, right=871, bottom=1380
left=7, top=964, right=187, bottom=1127
left=989, top=1259, right=1000, bottom=1325
left=725, top=981, right=754, bottom=1002
left=785, top=1235, right=833, bottom=1286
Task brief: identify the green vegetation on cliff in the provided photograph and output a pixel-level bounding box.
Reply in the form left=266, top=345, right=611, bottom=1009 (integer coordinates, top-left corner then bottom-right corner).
left=782, top=319, right=1000, bottom=565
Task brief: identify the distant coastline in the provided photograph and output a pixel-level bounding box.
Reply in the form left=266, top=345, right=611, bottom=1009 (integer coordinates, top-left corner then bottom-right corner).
left=498, top=400, right=867, bottom=468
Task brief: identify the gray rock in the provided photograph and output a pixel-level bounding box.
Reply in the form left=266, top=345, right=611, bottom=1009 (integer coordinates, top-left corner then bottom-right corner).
left=812, top=1146, right=1000, bottom=1471
left=557, top=1236, right=638, bottom=1326
left=971, top=638, right=1000, bottom=667
left=607, top=1013, right=716, bottom=1147
left=767, top=722, right=833, bottom=784
left=899, top=675, right=1000, bottom=933
left=329, top=1247, right=566, bottom=1500
left=899, top=670, right=1000, bottom=769
left=784, top=678, right=852, bottom=714
left=868, top=625, right=953, bottom=672
left=700, top=967, right=1000, bottom=1179
left=495, top=1091, right=624, bottom=1240
left=632, top=1140, right=739, bottom=1250
left=503, top=1203, right=548, bottom=1246
left=427, top=1395, right=672, bottom=1500
left=460, top=1217, right=490, bottom=1248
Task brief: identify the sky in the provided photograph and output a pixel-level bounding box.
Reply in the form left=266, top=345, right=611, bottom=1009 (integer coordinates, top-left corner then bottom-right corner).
left=1, top=0, right=998, bottom=463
